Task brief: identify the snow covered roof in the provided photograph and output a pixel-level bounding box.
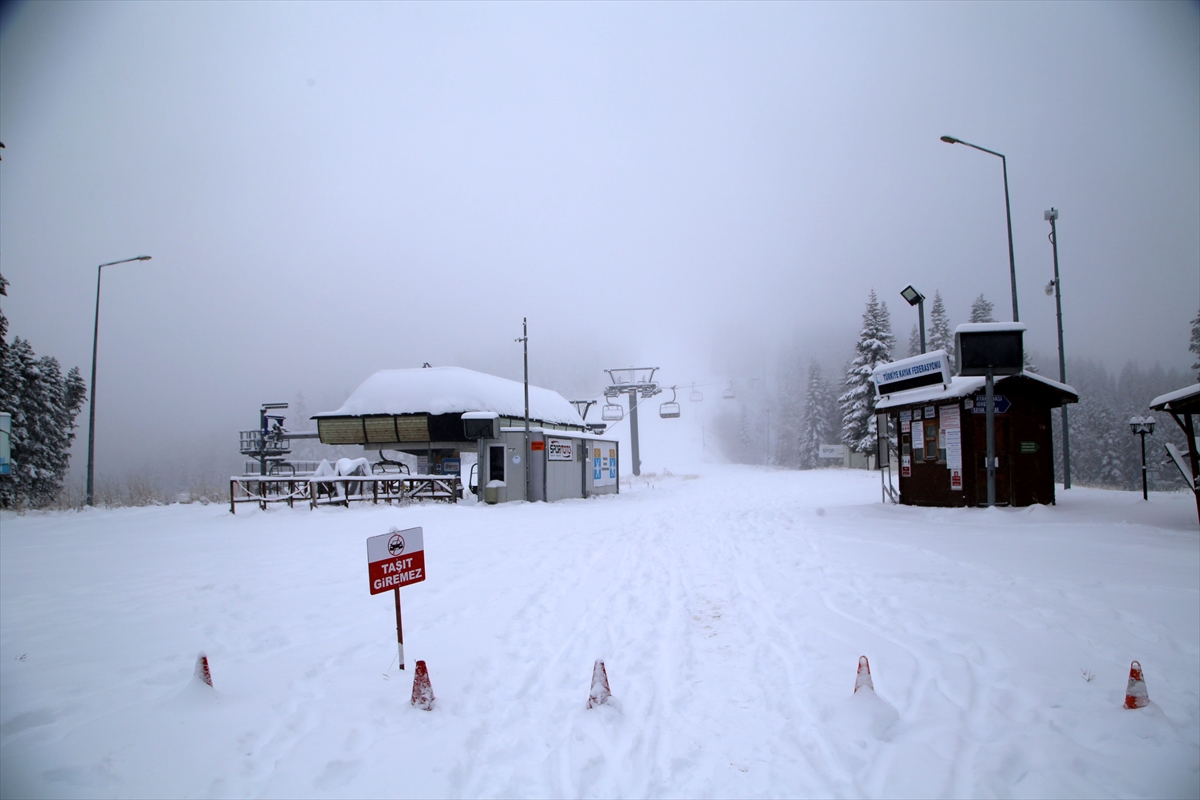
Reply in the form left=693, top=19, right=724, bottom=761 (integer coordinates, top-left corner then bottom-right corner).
left=314, top=367, right=586, bottom=427
left=954, top=322, right=1028, bottom=334
left=875, top=371, right=1077, bottom=410
left=1149, top=383, right=1200, bottom=411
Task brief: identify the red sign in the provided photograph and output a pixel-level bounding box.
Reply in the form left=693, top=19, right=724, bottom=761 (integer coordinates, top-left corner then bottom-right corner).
left=367, top=527, right=426, bottom=595
left=530, top=440, right=545, bottom=451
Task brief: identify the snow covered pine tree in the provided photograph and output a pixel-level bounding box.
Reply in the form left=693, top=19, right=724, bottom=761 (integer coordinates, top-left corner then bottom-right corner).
left=799, top=361, right=837, bottom=469
left=927, top=291, right=954, bottom=372
left=0, top=274, right=89, bottom=508
left=839, top=290, right=895, bottom=458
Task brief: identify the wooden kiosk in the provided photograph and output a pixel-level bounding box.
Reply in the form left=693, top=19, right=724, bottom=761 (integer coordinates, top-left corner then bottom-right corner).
left=873, top=325, right=1078, bottom=508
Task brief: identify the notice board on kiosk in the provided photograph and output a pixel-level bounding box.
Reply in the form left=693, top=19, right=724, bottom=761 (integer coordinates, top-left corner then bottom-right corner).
left=955, top=323, right=1026, bottom=376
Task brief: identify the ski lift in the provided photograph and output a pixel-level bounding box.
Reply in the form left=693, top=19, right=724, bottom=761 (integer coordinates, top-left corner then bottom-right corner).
left=689, top=383, right=703, bottom=402
left=722, top=381, right=736, bottom=400
left=660, top=387, right=681, bottom=419
left=602, top=402, right=624, bottom=422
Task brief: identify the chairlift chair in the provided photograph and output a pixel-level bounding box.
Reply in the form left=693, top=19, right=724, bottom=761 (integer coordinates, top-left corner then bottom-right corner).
left=689, top=383, right=703, bottom=402
left=723, top=381, right=736, bottom=400
left=660, top=387, right=681, bottom=419
left=601, top=402, right=624, bottom=422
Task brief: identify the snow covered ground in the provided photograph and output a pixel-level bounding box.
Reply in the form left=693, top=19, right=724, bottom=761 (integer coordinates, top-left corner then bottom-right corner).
left=2, top=467, right=1197, bottom=798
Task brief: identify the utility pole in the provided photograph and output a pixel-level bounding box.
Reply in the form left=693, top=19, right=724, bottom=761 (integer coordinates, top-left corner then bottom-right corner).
left=518, top=318, right=530, bottom=502
left=1045, top=208, right=1071, bottom=489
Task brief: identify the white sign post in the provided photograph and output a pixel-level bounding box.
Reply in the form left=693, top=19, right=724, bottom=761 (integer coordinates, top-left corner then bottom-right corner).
left=367, top=526, right=426, bottom=670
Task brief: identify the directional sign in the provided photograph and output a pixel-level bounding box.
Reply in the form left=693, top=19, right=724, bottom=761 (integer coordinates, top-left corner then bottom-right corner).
left=367, top=526, right=426, bottom=595
left=971, top=395, right=1011, bottom=414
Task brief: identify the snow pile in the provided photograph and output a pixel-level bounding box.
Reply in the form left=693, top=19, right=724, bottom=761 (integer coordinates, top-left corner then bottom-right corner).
left=1, top=467, right=1197, bottom=798
left=314, top=366, right=585, bottom=427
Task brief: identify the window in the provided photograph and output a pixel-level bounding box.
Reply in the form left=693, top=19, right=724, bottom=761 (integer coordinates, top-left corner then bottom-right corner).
left=923, top=421, right=938, bottom=460
left=489, top=445, right=505, bottom=483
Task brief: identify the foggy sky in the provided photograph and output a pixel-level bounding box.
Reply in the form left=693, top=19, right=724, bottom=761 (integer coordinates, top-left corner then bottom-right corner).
left=1, top=1, right=1197, bottom=485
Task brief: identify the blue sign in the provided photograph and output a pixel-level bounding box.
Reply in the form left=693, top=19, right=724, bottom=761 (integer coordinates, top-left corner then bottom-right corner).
left=972, top=395, right=1011, bottom=414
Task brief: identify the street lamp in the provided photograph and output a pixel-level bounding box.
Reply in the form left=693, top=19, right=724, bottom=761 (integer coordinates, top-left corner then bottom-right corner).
left=86, top=255, right=152, bottom=506
left=1044, top=207, right=1071, bottom=489
left=940, top=135, right=1019, bottom=323
left=1129, top=416, right=1156, bottom=500
left=900, top=285, right=926, bottom=354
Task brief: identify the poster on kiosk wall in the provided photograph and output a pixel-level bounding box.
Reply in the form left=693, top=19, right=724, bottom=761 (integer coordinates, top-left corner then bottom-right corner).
left=593, top=444, right=617, bottom=487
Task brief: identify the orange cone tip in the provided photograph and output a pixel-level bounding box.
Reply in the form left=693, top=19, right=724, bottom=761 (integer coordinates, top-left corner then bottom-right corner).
left=588, top=659, right=611, bottom=708
left=1124, top=660, right=1149, bottom=709
left=195, top=652, right=213, bottom=688
left=854, top=655, right=874, bottom=694
left=411, top=660, right=435, bottom=710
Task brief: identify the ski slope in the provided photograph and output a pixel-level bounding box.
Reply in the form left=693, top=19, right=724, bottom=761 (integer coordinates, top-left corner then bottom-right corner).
left=1, top=467, right=1197, bottom=798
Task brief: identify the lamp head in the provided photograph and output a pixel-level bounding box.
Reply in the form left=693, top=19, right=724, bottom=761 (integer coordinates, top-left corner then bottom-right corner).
left=900, top=285, right=924, bottom=306
left=940, top=135, right=959, bottom=144
left=136, top=255, right=152, bottom=261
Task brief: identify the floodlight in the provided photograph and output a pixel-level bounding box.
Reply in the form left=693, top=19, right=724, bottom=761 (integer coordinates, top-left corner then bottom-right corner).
left=900, top=285, right=924, bottom=306
left=1044, top=208, right=1058, bottom=221
left=262, top=402, right=289, bottom=410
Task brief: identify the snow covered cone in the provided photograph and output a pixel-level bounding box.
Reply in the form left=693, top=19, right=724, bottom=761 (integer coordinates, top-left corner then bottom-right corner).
left=411, top=660, right=434, bottom=710
left=194, top=652, right=213, bottom=688
left=1124, top=660, right=1149, bottom=709
left=854, top=655, right=874, bottom=694
left=588, top=659, right=611, bottom=708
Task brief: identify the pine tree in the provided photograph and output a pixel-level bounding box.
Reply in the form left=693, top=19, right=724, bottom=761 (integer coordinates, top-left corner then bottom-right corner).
left=907, top=324, right=921, bottom=358
left=773, top=352, right=805, bottom=468
left=0, top=276, right=89, bottom=508
left=1190, top=307, right=1200, bottom=382
left=799, top=361, right=836, bottom=469
left=927, top=291, right=954, bottom=371
left=839, top=290, right=895, bottom=455
left=969, top=294, right=996, bottom=323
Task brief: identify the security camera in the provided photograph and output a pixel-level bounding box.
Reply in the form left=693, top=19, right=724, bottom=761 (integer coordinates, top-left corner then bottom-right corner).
left=1045, top=280, right=1055, bottom=296
left=1044, top=208, right=1058, bottom=221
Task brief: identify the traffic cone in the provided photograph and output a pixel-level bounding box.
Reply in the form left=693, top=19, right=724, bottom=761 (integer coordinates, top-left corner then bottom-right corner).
left=854, top=655, right=874, bottom=694
left=1124, top=660, right=1149, bottom=709
left=195, top=652, right=213, bottom=688
left=588, top=659, right=611, bottom=708
left=411, top=660, right=434, bottom=710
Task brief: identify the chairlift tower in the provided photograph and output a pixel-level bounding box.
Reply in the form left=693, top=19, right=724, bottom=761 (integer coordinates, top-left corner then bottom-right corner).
left=239, top=402, right=291, bottom=476
left=604, top=367, right=661, bottom=476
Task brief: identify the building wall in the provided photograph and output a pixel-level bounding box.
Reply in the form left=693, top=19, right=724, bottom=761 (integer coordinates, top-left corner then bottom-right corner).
left=896, top=381, right=1060, bottom=508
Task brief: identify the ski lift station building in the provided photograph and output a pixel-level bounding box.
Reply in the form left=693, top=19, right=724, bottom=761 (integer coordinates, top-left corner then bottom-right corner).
left=312, top=367, right=619, bottom=503
left=873, top=336, right=1078, bottom=508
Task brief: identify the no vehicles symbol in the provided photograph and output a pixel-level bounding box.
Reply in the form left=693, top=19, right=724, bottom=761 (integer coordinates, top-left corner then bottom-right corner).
left=388, top=533, right=406, bottom=556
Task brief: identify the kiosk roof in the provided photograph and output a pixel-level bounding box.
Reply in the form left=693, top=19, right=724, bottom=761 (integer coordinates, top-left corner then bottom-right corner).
left=314, top=366, right=585, bottom=426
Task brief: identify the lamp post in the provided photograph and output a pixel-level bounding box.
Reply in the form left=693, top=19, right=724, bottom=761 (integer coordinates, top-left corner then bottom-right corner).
left=900, top=285, right=926, bottom=353
left=1129, top=416, right=1156, bottom=500
left=940, top=135, right=1019, bottom=322
left=515, top=318, right=530, bottom=502
left=85, top=255, right=152, bottom=506
left=1044, top=208, right=1071, bottom=489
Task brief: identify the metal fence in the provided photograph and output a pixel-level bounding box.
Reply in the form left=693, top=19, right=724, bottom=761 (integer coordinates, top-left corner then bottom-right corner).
left=229, top=475, right=462, bottom=513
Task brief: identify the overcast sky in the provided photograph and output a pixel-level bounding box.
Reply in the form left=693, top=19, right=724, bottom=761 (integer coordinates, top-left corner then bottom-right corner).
left=1, top=1, right=1197, bottom=484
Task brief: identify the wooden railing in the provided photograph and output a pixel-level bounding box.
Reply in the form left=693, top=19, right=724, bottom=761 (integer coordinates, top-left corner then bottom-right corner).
left=230, top=475, right=462, bottom=513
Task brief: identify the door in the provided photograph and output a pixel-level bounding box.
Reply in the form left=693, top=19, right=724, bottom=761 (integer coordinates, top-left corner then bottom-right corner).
left=973, top=416, right=1011, bottom=505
